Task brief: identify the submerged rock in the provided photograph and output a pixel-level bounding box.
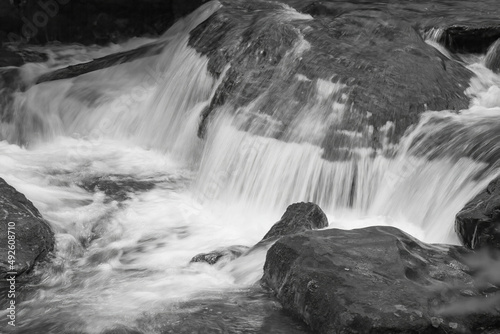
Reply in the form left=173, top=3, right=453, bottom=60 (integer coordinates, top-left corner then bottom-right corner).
left=263, top=226, right=500, bottom=333
left=190, top=245, right=249, bottom=265
left=456, top=177, right=500, bottom=250
left=0, top=178, right=55, bottom=277
left=191, top=202, right=327, bottom=265
left=79, top=175, right=156, bottom=202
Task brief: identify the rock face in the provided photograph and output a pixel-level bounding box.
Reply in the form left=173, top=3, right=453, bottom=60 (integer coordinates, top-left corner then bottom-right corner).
left=456, top=177, right=500, bottom=250
left=191, top=202, right=328, bottom=265
left=0, top=178, right=55, bottom=277
left=262, top=226, right=500, bottom=334
left=189, top=0, right=473, bottom=159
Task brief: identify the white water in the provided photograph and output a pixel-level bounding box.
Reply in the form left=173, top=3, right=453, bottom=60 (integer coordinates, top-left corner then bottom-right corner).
left=1, top=2, right=500, bottom=333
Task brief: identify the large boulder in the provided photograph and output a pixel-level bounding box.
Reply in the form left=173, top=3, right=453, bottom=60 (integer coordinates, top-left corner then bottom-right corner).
left=0, top=178, right=55, bottom=277
left=262, top=225, right=500, bottom=334
left=189, top=0, right=472, bottom=159
left=456, top=177, right=500, bottom=250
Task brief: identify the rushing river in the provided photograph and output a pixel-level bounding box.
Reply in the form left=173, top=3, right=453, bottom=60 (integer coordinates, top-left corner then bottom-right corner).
left=1, top=2, right=500, bottom=333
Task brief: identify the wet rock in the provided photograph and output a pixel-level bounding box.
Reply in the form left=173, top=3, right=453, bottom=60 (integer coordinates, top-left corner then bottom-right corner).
left=440, top=25, right=500, bottom=54
left=193, top=202, right=327, bottom=266
left=0, top=48, right=23, bottom=67
left=456, top=177, right=500, bottom=250
left=190, top=245, right=249, bottom=265
left=79, top=175, right=155, bottom=202
left=262, top=225, right=500, bottom=334
left=0, top=178, right=55, bottom=277
left=485, top=39, right=500, bottom=73
left=189, top=0, right=471, bottom=157
left=260, top=202, right=328, bottom=244
left=0, top=47, right=48, bottom=69
left=35, top=41, right=166, bottom=84
left=136, top=287, right=310, bottom=334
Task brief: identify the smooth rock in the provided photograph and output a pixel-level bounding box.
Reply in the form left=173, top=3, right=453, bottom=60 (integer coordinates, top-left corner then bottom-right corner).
left=0, top=178, right=55, bottom=277
left=456, top=177, right=500, bottom=249
left=262, top=226, right=500, bottom=333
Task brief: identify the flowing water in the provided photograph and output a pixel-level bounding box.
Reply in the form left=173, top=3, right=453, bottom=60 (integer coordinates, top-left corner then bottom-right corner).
left=1, top=2, right=500, bottom=333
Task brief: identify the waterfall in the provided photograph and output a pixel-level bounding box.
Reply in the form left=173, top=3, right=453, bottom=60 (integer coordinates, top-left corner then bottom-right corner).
left=2, top=1, right=500, bottom=333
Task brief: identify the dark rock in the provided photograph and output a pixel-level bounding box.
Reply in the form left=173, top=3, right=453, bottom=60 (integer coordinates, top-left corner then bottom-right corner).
left=39, top=40, right=166, bottom=84
left=456, top=177, right=500, bottom=250
left=485, top=39, right=500, bottom=73
left=79, top=175, right=155, bottom=202
left=262, top=225, right=500, bottom=334
left=191, top=202, right=327, bottom=266
left=0, top=48, right=23, bottom=67
left=35, top=40, right=166, bottom=84
left=0, top=178, right=55, bottom=277
left=440, top=25, right=500, bottom=54
left=190, top=245, right=249, bottom=265
left=260, top=202, right=328, bottom=243
left=189, top=0, right=471, bottom=158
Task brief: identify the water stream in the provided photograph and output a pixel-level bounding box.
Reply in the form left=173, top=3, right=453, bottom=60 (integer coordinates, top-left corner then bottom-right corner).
left=1, top=2, right=500, bottom=333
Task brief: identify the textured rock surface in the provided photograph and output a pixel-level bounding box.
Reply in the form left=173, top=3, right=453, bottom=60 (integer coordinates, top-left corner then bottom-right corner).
left=456, top=177, right=500, bottom=249
left=0, top=178, right=54, bottom=277
left=262, top=226, right=500, bottom=334
left=189, top=0, right=473, bottom=160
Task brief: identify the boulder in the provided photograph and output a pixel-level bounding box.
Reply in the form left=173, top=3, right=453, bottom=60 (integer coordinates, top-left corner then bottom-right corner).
left=0, top=178, right=55, bottom=277
left=262, top=225, right=500, bottom=334
left=191, top=202, right=327, bottom=265
left=189, top=0, right=472, bottom=159
left=456, top=177, right=500, bottom=250
left=259, top=202, right=328, bottom=244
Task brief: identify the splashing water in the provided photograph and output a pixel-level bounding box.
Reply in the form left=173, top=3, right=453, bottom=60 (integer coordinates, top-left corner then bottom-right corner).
left=1, top=1, right=500, bottom=332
